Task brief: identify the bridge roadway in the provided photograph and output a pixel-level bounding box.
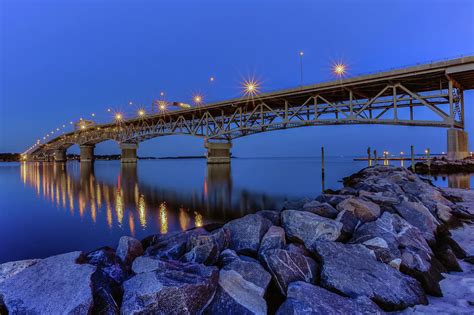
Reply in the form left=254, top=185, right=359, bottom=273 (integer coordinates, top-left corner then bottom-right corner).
left=28, top=56, right=474, bottom=163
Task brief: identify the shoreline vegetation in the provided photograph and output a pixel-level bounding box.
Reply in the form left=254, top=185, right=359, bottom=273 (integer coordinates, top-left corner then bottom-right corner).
left=1, top=165, right=473, bottom=313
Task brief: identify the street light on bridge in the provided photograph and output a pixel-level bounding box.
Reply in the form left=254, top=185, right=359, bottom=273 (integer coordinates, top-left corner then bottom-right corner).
left=243, top=79, right=260, bottom=97
left=115, top=113, right=123, bottom=121
left=138, top=109, right=145, bottom=117
left=193, top=94, right=203, bottom=105
left=333, top=62, right=347, bottom=77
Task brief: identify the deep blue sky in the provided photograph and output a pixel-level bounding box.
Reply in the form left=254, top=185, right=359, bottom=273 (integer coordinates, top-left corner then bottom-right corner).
left=1, top=0, right=473, bottom=157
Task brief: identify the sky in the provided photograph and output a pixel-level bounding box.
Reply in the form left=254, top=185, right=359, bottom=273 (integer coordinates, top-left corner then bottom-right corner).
left=1, top=0, right=473, bottom=157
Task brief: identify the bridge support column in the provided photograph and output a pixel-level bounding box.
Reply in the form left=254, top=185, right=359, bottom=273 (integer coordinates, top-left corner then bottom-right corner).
left=54, top=149, right=67, bottom=162
left=121, top=143, right=138, bottom=163
left=205, top=141, right=232, bottom=164
left=80, top=144, right=95, bottom=162
left=447, top=129, right=469, bottom=160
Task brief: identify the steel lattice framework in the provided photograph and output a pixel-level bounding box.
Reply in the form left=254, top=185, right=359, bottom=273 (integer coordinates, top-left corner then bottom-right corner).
left=29, top=56, right=474, bottom=158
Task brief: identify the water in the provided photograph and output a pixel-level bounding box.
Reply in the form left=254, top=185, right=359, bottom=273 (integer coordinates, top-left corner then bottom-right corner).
left=0, top=158, right=472, bottom=263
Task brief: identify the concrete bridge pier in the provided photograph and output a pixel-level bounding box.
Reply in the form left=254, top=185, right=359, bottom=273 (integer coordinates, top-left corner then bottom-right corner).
left=447, top=129, right=469, bottom=160
left=54, top=149, right=67, bottom=162
left=121, top=142, right=138, bottom=163
left=205, top=141, right=232, bottom=164
left=80, top=144, right=95, bottom=162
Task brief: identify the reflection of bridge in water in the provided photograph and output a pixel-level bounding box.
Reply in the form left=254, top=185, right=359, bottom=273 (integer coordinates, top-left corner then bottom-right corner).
left=19, top=162, right=283, bottom=236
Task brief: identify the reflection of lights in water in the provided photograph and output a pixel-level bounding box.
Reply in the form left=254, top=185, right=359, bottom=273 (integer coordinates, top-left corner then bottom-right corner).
left=79, top=194, right=85, bottom=218
left=91, top=200, right=97, bottom=223
left=96, top=184, right=102, bottom=209
left=134, top=184, right=139, bottom=205
left=159, top=202, right=168, bottom=234
left=194, top=211, right=203, bottom=227
left=106, top=204, right=113, bottom=229
left=128, top=212, right=135, bottom=236
left=179, top=207, right=190, bottom=231
left=21, top=164, right=26, bottom=185
left=116, top=189, right=124, bottom=226
left=55, top=184, right=60, bottom=206
left=138, top=194, right=147, bottom=228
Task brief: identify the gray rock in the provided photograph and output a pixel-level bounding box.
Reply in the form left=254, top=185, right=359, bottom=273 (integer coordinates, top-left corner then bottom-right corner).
left=258, top=226, right=286, bottom=256
left=86, top=247, right=127, bottom=314
left=315, top=194, right=351, bottom=207
left=0, top=259, right=39, bottom=284
left=276, top=281, right=382, bottom=315
left=122, top=260, right=219, bottom=314
left=132, top=256, right=170, bottom=274
left=394, top=201, right=439, bottom=244
left=223, top=214, right=273, bottom=255
left=286, top=243, right=311, bottom=257
left=335, top=209, right=360, bottom=241
left=205, top=251, right=271, bottom=315
left=144, top=228, right=209, bottom=260
left=302, top=200, right=339, bottom=219
left=282, top=198, right=309, bottom=210
left=0, top=251, right=96, bottom=314
left=182, top=228, right=229, bottom=265
left=261, top=248, right=318, bottom=295
left=116, top=236, right=143, bottom=266
left=311, top=241, right=427, bottom=311
left=351, top=212, right=444, bottom=296
left=281, top=210, right=342, bottom=248
left=336, top=197, right=381, bottom=222
left=256, top=210, right=281, bottom=225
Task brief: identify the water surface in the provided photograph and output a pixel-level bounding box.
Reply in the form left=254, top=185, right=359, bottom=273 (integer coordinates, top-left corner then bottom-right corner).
left=0, top=158, right=471, bottom=263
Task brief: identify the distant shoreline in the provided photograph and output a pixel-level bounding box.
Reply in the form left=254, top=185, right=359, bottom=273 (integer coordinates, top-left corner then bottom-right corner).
left=0, top=153, right=207, bottom=162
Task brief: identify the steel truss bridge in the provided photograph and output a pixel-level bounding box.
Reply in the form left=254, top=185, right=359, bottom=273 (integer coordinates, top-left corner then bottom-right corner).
left=28, top=56, right=474, bottom=163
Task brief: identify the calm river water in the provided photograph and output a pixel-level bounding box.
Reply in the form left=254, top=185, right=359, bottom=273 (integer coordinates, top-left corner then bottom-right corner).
left=0, top=158, right=472, bottom=263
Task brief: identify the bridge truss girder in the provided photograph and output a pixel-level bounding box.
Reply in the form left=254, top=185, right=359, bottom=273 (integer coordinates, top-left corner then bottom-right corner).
left=31, top=79, right=464, bottom=157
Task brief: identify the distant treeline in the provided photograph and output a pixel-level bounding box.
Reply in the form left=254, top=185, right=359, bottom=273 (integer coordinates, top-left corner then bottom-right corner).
left=0, top=153, right=21, bottom=162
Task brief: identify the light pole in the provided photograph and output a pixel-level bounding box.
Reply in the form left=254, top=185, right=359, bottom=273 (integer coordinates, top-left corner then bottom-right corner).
left=299, top=51, right=304, bottom=87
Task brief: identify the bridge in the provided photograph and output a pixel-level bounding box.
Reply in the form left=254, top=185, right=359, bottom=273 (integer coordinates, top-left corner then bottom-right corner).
left=27, top=56, right=474, bottom=163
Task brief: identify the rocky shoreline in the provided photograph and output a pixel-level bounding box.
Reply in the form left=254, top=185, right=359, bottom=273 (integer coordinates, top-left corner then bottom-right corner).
left=415, top=156, right=474, bottom=174
left=1, top=165, right=473, bottom=314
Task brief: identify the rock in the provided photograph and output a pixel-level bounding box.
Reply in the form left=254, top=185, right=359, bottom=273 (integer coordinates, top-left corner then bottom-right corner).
left=132, top=256, right=170, bottom=274
left=286, top=243, right=311, bottom=257
left=436, top=202, right=453, bottom=223
left=183, top=228, right=230, bottom=265
left=122, top=260, right=218, bottom=314
left=86, top=246, right=127, bottom=284
left=315, top=194, right=351, bottom=207
left=0, top=259, right=39, bottom=284
left=116, top=236, right=143, bottom=267
left=256, top=210, right=281, bottom=225
left=394, top=201, right=439, bottom=244
left=144, top=228, right=209, bottom=260
left=282, top=198, right=309, bottom=210
left=0, top=251, right=96, bottom=314
left=258, top=226, right=286, bottom=256
left=205, top=251, right=271, bottom=314
left=336, top=197, right=381, bottom=222
left=276, top=281, right=382, bottom=315
left=223, top=214, right=273, bottom=255
left=302, top=200, right=339, bottom=219
left=86, top=247, right=127, bottom=314
left=311, top=241, right=427, bottom=311
left=464, top=256, right=474, bottom=264
left=261, top=248, right=318, bottom=295
left=351, top=212, right=444, bottom=296
left=433, top=242, right=462, bottom=272
left=335, top=209, right=360, bottom=241
left=281, top=210, right=342, bottom=248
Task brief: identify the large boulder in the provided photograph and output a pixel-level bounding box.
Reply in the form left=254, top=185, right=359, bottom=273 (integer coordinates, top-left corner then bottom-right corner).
left=223, top=214, right=273, bottom=255
left=183, top=228, right=230, bottom=265
left=276, top=281, right=382, bottom=314
left=302, top=200, right=339, bottom=219
left=351, top=212, right=445, bottom=296
left=311, top=241, right=427, bottom=311
left=204, top=249, right=271, bottom=315
left=256, top=210, right=281, bottom=226
left=260, top=248, right=318, bottom=295
left=393, top=200, right=439, bottom=244
left=86, top=247, right=128, bottom=314
left=0, top=259, right=39, bottom=284
left=144, top=228, right=209, bottom=260
left=116, top=236, right=143, bottom=267
left=336, top=197, right=381, bottom=222
left=121, top=259, right=218, bottom=314
left=281, top=210, right=342, bottom=248
left=258, top=226, right=286, bottom=257
left=315, top=194, right=351, bottom=207
left=0, top=251, right=96, bottom=314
